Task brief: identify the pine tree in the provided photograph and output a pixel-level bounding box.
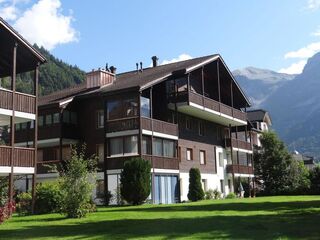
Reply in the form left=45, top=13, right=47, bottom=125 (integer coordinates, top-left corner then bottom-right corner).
left=188, top=168, right=204, bottom=201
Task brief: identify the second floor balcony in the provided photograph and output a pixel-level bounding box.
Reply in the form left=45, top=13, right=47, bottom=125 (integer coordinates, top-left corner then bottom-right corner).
left=225, top=138, right=252, bottom=152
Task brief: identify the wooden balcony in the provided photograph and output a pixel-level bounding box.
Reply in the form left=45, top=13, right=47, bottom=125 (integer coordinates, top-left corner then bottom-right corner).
left=226, top=164, right=253, bottom=175
left=170, top=91, right=247, bottom=126
left=225, top=138, right=252, bottom=151
left=106, top=155, right=179, bottom=170
left=106, top=117, right=139, bottom=133
left=0, top=88, right=35, bottom=114
left=0, top=145, right=35, bottom=168
left=141, top=117, right=178, bottom=136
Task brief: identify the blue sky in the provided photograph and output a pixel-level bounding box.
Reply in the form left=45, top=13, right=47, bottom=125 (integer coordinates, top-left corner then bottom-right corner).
left=1, top=0, right=320, bottom=74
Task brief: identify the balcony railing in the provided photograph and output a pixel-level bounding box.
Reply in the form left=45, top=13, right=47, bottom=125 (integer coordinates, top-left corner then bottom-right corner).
left=226, top=164, right=253, bottom=175
left=225, top=138, right=252, bottom=151
left=170, top=91, right=247, bottom=122
left=0, top=88, right=36, bottom=114
left=142, top=155, right=179, bottom=170
left=106, top=117, right=139, bottom=133
left=0, top=146, right=35, bottom=168
left=141, top=117, right=178, bottom=136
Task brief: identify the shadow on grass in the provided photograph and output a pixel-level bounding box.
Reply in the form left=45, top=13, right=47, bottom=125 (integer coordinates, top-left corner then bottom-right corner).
left=1, top=211, right=320, bottom=240
left=99, top=200, right=320, bottom=213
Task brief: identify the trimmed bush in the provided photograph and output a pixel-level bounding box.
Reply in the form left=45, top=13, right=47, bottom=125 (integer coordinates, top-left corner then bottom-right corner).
left=16, top=192, right=32, bottom=216
left=120, top=157, right=151, bottom=205
left=35, top=181, right=63, bottom=214
left=188, top=168, right=204, bottom=201
left=205, top=189, right=214, bottom=200
left=226, top=192, right=237, bottom=199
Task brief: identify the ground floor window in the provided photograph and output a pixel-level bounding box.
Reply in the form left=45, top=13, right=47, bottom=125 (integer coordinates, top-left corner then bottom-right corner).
left=96, top=180, right=105, bottom=198
left=154, top=175, right=179, bottom=204
left=201, top=179, right=208, bottom=191
left=220, top=179, right=224, bottom=194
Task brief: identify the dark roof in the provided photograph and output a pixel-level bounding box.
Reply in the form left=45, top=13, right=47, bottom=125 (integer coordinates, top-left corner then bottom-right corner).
left=0, top=17, right=46, bottom=77
left=247, top=109, right=271, bottom=123
left=39, top=54, right=251, bottom=107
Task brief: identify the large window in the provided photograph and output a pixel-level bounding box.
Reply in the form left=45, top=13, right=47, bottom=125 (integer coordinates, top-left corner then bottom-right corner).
left=140, top=96, right=150, bottom=117
left=53, top=113, right=60, bottom=124
left=46, top=114, right=52, bottom=126
left=107, top=96, right=138, bottom=120
left=108, top=135, right=138, bottom=157
left=152, top=137, right=176, bottom=158
left=142, top=135, right=152, bottom=155
left=97, top=110, right=104, bottom=128
left=38, top=116, right=44, bottom=127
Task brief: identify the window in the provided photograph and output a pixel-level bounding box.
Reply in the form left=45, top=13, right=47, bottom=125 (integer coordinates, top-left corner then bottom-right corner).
left=38, top=116, right=44, bottom=127
left=21, top=122, right=27, bottom=130
left=53, top=113, right=60, bottom=124
left=153, top=138, right=163, bottom=156
left=107, top=96, right=138, bottom=120
left=45, top=114, right=52, bottom=125
left=163, top=139, right=175, bottom=158
left=15, top=123, right=21, bottom=131
left=140, top=96, right=150, bottom=117
left=186, top=148, right=193, bottom=161
left=96, top=144, right=104, bottom=163
left=220, top=180, right=224, bottom=193
left=142, top=136, right=152, bottom=155
left=124, top=136, right=138, bottom=154
left=199, top=121, right=205, bottom=136
left=219, top=152, right=223, bottom=167
left=228, top=179, right=232, bottom=192
left=96, top=180, right=105, bottom=198
left=97, top=110, right=104, bottom=128
left=108, top=135, right=138, bottom=157
left=63, top=111, right=70, bottom=123
left=124, top=97, right=138, bottom=117
left=186, top=117, right=191, bottom=130
left=200, top=150, right=206, bottom=165
left=107, top=99, right=121, bottom=120
left=202, top=179, right=207, bottom=191
left=71, top=112, right=77, bottom=124
left=30, top=121, right=34, bottom=129
left=109, top=137, right=123, bottom=156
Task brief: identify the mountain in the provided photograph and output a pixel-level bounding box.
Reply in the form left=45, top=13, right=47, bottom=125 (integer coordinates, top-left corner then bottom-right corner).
left=0, top=45, right=86, bottom=96
left=262, top=52, right=320, bottom=160
left=233, top=67, right=295, bottom=106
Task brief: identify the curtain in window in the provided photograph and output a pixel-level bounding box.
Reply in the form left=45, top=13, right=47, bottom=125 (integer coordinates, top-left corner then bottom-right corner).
left=124, top=136, right=138, bottom=154
left=153, top=138, right=163, bottom=156
left=163, top=139, right=174, bottom=157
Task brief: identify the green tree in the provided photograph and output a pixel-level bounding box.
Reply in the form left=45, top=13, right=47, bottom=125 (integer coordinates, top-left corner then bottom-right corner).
left=188, top=168, right=204, bottom=201
left=120, top=158, right=151, bottom=205
left=287, top=160, right=310, bottom=194
left=254, top=131, right=292, bottom=195
left=309, top=165, right=320, bottom=194
left=59, top=145, right=97, bottom=218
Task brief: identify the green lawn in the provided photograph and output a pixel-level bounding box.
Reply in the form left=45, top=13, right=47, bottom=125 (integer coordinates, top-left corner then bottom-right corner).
left=1, top=196, right=320, bottom=239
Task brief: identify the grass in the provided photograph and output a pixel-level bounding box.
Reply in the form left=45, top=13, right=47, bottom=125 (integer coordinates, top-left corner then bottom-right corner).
left=1, top=196, right=320, bottom=239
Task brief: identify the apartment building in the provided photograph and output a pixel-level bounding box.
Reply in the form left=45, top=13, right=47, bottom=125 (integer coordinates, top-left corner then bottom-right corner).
left=16, top=54, right=255, bottom=204
left=0, top=17, right=46, bottom=204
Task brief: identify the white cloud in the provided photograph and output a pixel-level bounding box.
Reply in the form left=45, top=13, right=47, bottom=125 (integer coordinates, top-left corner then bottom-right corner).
left=160, top=54, right=193, bottom=65
left=278, top=60, right=307, bottom=74
left=0, top=0, right=78, bottom=50
left=284, top=42, right=320, bottom=59
left=307, top=0, right=320, bottom=10
left=312, top=27, right=320, bottom=36
left=0, top=5, right=18, bottom=20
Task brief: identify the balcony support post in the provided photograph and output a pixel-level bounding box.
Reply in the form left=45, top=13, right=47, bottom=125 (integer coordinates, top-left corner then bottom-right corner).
left=32, top=62, right=39, bottom=214
left=8, top=42, right=17, bottom=204
left=138, top=91, right=142, bottom=157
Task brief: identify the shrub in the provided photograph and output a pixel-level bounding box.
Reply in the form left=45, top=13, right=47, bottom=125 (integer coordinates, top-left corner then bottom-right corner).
left=187, top=168, right=204, bottom=201
left=309, top=165, right=320, bottom=194
left=213, top=189, right=222, bottom=199
left=120, top=158, right=151, bottom=205
left=225, top=192, right=237, bottom=199
left=59, top=144, right=97, bottom=218
left=16, top=192, right=32, bottom=216
left=205, top=189, right=214, bottom=200
left=0, top=202, right=15, bottom=224
left=35, top=181, right=63, bottom=214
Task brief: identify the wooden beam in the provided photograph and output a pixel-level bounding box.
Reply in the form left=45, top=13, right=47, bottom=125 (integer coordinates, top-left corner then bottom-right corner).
left=217, top=60, right=221, bottom=103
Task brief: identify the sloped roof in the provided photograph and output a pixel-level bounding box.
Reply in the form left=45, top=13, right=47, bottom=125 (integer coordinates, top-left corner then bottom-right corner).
left=39, top=54, right=251, bottom=108
left=247, top=109, right=272, bottom=125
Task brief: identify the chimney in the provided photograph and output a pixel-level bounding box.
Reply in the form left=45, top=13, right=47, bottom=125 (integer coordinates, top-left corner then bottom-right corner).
left=110, top=66, right=116, bottom=74
left=140, top=62, right=143, bottom=72
left=136, top=63, right=139, bottom=73
left=86, top=68, right=115, bottom=89
left=152, top=56, right=158, bottom=67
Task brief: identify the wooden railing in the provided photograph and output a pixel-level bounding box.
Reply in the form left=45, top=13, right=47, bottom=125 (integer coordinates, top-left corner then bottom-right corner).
left=0, top=88, right=35, bottom=114
left=142, top=155, right=179, bottom=170
left=226, top=164, right=253, bottom=175
left=189, top=91, right=247, bottom=122
left=141, top=117, right=178, bottom=136
left=106, top=117, right=139, bottom=133
left=225, top=138, right=252, bottom=151
left=0, top=145, right=35, bottom=167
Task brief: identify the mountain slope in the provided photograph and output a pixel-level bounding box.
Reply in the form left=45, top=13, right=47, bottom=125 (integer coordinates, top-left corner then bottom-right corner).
left=263, top=52, right=320, bottom=159
left=0, top=45, right=86, bottom=96
left=233, top=67, right=295, bottom=106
